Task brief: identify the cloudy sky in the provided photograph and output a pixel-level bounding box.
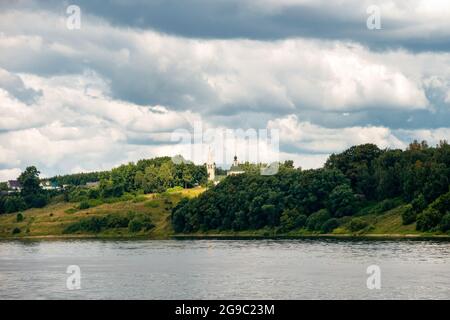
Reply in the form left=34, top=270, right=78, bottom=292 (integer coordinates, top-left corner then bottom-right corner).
left=0, top=0, right=449, bottom=179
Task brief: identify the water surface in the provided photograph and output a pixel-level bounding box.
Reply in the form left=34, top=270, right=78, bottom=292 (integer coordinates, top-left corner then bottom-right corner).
left=0, top=239, right=448, bottom=299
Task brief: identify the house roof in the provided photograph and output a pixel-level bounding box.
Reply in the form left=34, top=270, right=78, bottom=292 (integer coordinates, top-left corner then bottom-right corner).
left=7, top=180, right=21, bottom=188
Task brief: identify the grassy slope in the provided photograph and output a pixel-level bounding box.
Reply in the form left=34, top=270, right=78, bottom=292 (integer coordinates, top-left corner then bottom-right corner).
left=0, top=187, right=204, bottom=239
left=0, top=187, right=446, bottom=239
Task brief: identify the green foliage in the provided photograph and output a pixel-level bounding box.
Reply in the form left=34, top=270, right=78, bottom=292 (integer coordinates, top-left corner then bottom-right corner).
left=16, top=213, right=24, bottom=222
left=411, top=194, right=427, bottom=213
left=349, top=217, right=369, bottom=232
left=321, top=218, right=340, bottom=233
left=132, top=195, right=147, bottom=203
left=306, top=209, right=331, bottom=231
left=325, top=144, right=381, bottom=199
left=128, top=218, right=143, bottom=232
left=128, top=215, right=155, bottom=233
left=78, top=201, right=90, bottom=210
left=402, top=205, right=416, bottom=225
left=63, top=216, right=105, bottom=234
left=167, top=186, right=184, bottom=193
left=63, top=213, right=149, bottom=234
left=99, top=179, right=124, bottom=198
left=12, top=227, right=21, bottom=235
left=170, top=141, right=450, bottom=234
left=17, top=166, right=48, bottom=209
left=18, top=166, right=41, bottom=196
left=4, top=196, right=27, bottom=213
left=416, top=208, right=442, bottom=232
left=145, top=200, right=160, bottom=208
left=280, top=208, right=306, bottom=231
left=440, top=213, right=450, bottom=232
left=416, top=190, right=450, bottom=231
left=379, top=198, right=397, bottom=212
left=328, top=184, right=357, bottom=217
left=51, top=171, right=108, bottom=186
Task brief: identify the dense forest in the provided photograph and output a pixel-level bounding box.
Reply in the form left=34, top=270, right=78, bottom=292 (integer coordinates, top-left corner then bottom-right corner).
left=0, top=157, right=207, bottom=214
left=172, top=141, right=450, bottom=233
left=2, top=141, right=449, bottom=234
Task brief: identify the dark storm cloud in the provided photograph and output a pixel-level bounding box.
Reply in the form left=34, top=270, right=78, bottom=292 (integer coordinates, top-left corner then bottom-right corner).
left=4, top=0, right=448, bottom=53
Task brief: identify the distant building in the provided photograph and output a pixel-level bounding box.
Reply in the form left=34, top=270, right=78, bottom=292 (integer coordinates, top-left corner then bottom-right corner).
left=206, top=148, right=216, bottom=182
left=85, top=181, right=100, bottom=188
left=227, top=155, right=245, bottom=176
left=7, top=180, right=22, bottom=192
left=40, top=180, right=59, bottom=190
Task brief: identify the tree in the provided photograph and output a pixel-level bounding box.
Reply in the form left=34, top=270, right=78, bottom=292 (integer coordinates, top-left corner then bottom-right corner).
left=349, top=218, right=368, bottom=232
left=18, top=166, right=42, bottom=195
left=325, top=144, right=382, bottom=198
left=439, top=213, right=450, bottom=232
left=182, top=168, right=193, bottom=189
left=4, top=196, right=27, bottom=213
left=328, top=184, right=357, bottom=217
left=321, top=218, right=339, bottom=233
left=306, top=209, right=331, bottom=231
left=402, top=205, right=416, bottom=225
left=416, top=208, right=441, bottom=231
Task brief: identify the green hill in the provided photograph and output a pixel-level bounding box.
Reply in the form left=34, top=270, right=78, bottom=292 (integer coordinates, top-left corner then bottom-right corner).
left=0, top=187, right=204, bottom=239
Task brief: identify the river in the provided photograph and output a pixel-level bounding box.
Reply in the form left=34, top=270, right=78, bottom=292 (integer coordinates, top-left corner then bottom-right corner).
left=0, top=239, right=448, bottom=299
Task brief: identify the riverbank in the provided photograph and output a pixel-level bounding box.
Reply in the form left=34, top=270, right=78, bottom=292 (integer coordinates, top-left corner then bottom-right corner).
left=1, top=187, right=448, bottom=240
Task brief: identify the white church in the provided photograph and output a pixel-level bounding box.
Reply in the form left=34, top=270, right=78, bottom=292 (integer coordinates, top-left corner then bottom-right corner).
left=206, top=150, right=245, bottom=183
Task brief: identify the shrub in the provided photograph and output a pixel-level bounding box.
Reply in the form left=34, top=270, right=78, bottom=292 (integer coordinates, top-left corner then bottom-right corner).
left=105, top=214, right=129, bottom=228
left=349, top=218, right=368, bottom=232
left=87, top=188, right=100, bottom=199
left=133, top=195, right=147, bottom=203
left=78, top=201, right=90, bottom=210
left=4, top=196, right=27, bottom=213
left=440, top=213, right=450, bottom=232
left=12, top=227, right=21, bottom=234
left=167, top=186, right=183, bottom=193
left=411, top=194, right=427, bottom=213
left=63, top=216, right=105, bottom=234
left=328, top=184, right=357, bottom=217
left=26, top=193, right=48, bottom=208
left=379, top=199, right=397, bottom=212
left=128, top=218, right=143, bottom=233
left=402, top=205, right=416, bottom=225
left=16, top=213, right=24, bottom=222
left=416, top=208, right=442, bottom=231
left=280, top=209, right=298, bottom=231
left=321, top=218, right=340, bottom=233
left=145, top=200, right=160, bottom=208
left=294, top=214, right=308, bottom=229
left=306, top=209, right=331, bottom=231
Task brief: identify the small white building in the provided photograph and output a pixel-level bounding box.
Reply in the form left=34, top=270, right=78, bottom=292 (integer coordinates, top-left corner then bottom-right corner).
left=206, top=148, right=216, bottom=182
left=40, top=180, right=59, bottom=190
left=227, top=155, right=245, bottom=176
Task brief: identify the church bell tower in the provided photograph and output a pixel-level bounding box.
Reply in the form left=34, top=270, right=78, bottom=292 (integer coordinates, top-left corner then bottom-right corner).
left=206, top=148, right=215, bottom=182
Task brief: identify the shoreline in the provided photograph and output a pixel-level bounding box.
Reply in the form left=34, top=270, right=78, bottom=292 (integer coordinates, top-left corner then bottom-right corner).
left=1, top=233, right=449, bottom=241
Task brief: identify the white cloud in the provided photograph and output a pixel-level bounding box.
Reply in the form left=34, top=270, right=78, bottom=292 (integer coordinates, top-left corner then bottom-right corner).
left=268, top=114, right=405, bottom=153
left=0, top=168, right=22, bottom=181
left=0, top=10, right=438, bottom=115
left=0, top=5, right=448, bottom=180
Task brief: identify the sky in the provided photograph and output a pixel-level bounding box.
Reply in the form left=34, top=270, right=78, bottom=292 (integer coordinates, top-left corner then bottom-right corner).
left=0, top=0, right=449, bottom=180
